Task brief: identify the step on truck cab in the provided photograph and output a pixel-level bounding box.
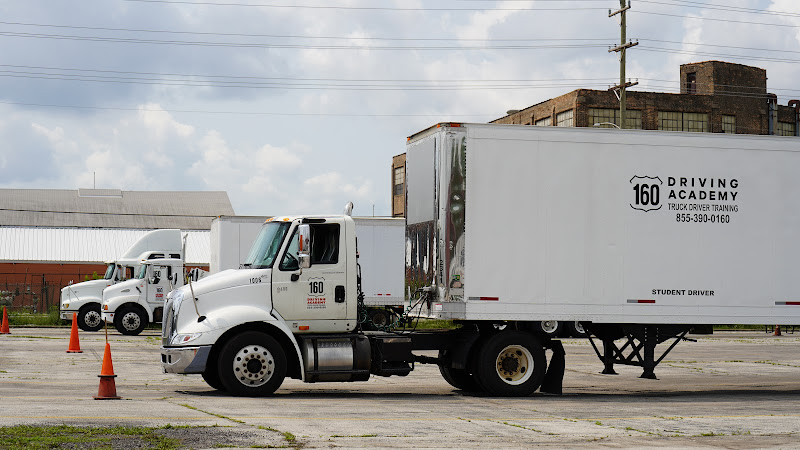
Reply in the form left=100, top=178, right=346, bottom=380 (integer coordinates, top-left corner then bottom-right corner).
left=60, top=229, right=183, bottom=332
left=102, top=258, right=201, bottom=335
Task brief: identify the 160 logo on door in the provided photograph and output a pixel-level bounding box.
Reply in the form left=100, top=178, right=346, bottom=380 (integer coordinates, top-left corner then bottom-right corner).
left=307, top=277, right=326, bottom=309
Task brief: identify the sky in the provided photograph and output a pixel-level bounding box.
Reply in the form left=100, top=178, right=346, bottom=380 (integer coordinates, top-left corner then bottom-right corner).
left=0, top=0, right=798, bottom=217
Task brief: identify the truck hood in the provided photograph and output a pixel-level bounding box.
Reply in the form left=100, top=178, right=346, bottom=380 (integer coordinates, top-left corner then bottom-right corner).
left=176, top=269, right=270, bottom=299
left=61, top=278, right=112, bottom=295
left=103, top=278, right=146, bottom=301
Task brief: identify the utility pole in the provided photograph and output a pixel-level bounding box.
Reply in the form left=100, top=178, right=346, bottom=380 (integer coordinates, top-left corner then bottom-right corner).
left=609, top=1, right=638, bottom=129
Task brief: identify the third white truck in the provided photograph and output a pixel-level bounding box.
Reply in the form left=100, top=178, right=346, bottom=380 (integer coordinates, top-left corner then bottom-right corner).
left=160, top=124, right=800, bottom=397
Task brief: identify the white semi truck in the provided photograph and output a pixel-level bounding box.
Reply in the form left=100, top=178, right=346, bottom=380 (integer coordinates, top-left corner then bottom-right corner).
left=211, top=215, right=405, bottom=327
left=101, top=257, right=204, bottom=335
left=160, top=124, right=800, bottom=397
left=60, top=229, right=183, bottom=331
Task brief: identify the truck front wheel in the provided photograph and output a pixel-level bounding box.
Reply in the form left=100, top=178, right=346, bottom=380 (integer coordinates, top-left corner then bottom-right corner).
left=473, top=331, right=546, bottom=396
left=77, top=304, right=103, bottom=332
left=217, top=331, right=286, bottom=396
left=114, top=305, right=147, bottom=336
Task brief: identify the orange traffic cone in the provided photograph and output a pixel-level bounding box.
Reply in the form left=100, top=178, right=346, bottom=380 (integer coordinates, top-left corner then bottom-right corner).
left=1, top=306, right=9, bottom=334
left=94, top=342, right=121, bottom=400
left=774, top=325, right=782, bottom=336
left=66, top=313, right=82, bottom=353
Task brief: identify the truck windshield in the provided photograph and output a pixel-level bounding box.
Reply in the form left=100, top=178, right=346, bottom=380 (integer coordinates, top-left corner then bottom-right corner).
left=135, top=264, right=149, bottom=279
left=103, top=263, right=116, bottom=280
left=243, top=222, right=291, bottom=269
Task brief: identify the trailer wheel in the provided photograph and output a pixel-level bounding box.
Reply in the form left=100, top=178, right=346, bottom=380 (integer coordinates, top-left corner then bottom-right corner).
left=77, top=303, right=103, bottom=332
left=536, top=320, right=563, bottom=338
left=114, top=305, right=147, bottom=336
left=217, top=331, right=286, bottom=397
left=474, top=331, right=546, bottom=396
left=566, top=321, right=588, bottom=338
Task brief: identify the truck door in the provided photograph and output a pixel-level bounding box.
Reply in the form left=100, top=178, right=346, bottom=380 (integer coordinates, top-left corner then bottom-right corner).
left=146, top=265, right=169, bottom=310
left=271, top=222, right=348, bottom=322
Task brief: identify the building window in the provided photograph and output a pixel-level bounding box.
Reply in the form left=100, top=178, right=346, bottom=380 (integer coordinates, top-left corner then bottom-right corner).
left=659, top=111, right=708, bottom=132
left=535, top=116, right=551, bottom=126
left=393, top=166, right=404, bottom=196
left=556, top=110, right=574, bottom=127
left=588, top=108, right=642, bottom=129
left=686, top=72, right=697, bottom=94
left=722, top=115, right=736, bottom=133
left=777, top=122, right=796, bottom=136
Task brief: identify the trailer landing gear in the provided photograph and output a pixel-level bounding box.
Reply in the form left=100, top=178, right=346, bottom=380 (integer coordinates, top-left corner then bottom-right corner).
left=586, top=324, right=693, bottom=380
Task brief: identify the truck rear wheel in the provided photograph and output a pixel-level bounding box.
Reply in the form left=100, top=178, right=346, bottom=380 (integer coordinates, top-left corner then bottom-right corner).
left=114, top=305, right=147, bottom=336
left=77, top=304, right=103, bottom=332
left=473, top=331, right=546, bottom=396
left=217, top=331, right=286, bottom=396
left=438, top=350, right=481, bottom=392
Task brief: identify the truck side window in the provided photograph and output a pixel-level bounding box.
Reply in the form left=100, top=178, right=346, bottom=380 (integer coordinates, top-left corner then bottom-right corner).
left=279, top=223, right=340, bottom=271
left=279, top=233, right=300, bottom=271
left=311, top=224, right=340, bottom=264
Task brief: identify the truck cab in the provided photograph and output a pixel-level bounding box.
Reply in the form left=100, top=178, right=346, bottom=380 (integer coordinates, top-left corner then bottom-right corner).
left=102, top=258, right=187, bottom=335
left=60, top=262, right=135, bottom=331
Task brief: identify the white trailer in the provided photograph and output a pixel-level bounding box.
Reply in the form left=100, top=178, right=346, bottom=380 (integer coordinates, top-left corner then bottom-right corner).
left=160, top=124, right=800, bottom=397
left=60, top=229, right=183, bottom=331
left=210, top=216, right=269, bottom=273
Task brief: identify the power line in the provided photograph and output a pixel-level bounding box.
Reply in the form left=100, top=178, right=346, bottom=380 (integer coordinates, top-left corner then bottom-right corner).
left=0, top=100, right=498, bottom=117
left=0, top=21, right=613, bottom=43
left=117, top=0, right=607, bottom=11
left=635, top=10, right=800, bottom=28
left=0, top=31, right=610, bottom=50
left=637, top=0, right=800, bottom=18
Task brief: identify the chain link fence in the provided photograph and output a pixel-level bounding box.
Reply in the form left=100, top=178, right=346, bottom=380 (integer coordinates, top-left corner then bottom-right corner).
left=0, top=283, right=57, bottom=314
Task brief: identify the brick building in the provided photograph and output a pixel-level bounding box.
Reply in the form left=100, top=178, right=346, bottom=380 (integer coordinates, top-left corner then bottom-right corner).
left=391, top=61, right=800, bottom=217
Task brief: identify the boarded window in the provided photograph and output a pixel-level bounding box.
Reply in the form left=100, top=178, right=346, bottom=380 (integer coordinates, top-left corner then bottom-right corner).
left=722, top=115, right=736, bottom=133
left=659, top=111, right=708, bottom=132
left=589, top=108, right=642, bottom=129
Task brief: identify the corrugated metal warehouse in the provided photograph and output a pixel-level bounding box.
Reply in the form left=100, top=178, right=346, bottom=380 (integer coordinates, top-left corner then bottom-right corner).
left=0, top=188, right=235, bottom=313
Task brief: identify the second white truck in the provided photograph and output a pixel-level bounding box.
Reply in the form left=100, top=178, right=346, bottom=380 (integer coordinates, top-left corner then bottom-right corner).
left=60, top=229, right=183, bottom=331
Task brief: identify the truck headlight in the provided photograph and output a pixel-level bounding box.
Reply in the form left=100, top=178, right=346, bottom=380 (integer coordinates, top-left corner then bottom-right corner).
left=172, top=333, right=202, bottom=345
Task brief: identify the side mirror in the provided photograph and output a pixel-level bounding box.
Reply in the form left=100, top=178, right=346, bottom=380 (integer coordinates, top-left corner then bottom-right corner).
left=298, top=224, right=312, bottom=269
left=149, top=276, right=160, bottom=285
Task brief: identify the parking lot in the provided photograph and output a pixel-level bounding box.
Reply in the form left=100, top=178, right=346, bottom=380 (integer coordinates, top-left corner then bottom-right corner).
left=1, top=327, right=799, bottom=448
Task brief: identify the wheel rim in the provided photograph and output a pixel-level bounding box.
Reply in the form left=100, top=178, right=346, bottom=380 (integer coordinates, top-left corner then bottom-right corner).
left=232, top=345, right=275, bottom=387
left=84, top=310, right=102, bottom=328
left=121, top=311, right=141, bottom=331
left=541, top=320, right=559, bottom=334
left=573, top=321, right=585, bottom=335
left=495, top=345, right=534, bottom=385
left=372, top=312, right=388, bottom=326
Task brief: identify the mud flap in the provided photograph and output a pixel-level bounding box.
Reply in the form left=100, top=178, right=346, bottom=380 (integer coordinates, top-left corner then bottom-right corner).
left=539, top=340, right=565, bottom=395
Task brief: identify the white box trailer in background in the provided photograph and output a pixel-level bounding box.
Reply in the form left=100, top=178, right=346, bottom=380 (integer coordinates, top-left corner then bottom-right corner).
left=210, top=216, right=269, bottom=273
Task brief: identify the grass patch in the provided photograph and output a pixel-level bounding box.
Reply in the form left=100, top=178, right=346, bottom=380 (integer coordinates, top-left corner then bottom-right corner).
left=0, top=424, right=181, bottom=449
left=6, top=310, right=63, bottom=327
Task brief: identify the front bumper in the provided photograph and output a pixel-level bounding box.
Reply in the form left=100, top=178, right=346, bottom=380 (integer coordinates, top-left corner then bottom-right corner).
left=60, top=310, right=78, bottom=321
left=160, top=345, right=211, bottom=374
left=101, top=312, right=114, bottom=323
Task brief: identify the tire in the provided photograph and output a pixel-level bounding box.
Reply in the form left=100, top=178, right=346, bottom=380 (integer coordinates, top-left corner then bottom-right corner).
left=537, top=320, right=563, bottom=338
left=368, top=309, right=391, bottom=328
left=566, top=321, right=588, bottom=338
left=473, top=331, right=546, bottom=397
left=77, top=303, right=103, bottom=332
left=217, top=331, right=286, bottom=397
left=114, top=305, right=147, bottom=336
left=438, top=349, right=481, bottom=392
left=202, top=365, right=226, bottom=392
